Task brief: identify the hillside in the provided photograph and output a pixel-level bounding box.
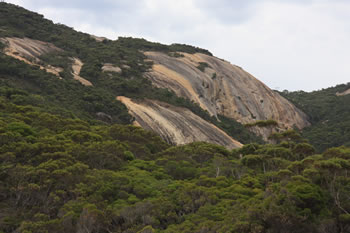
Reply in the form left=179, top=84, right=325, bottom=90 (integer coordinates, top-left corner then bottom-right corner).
left=0, top=2, right=265, bottom=147
left=281, top=83, right=350, bottom=152
left=1, top=85, right=350, bottom=233
left=0, top=2, right=310, bottom=146
left=1, top=3, right=350, bottom=233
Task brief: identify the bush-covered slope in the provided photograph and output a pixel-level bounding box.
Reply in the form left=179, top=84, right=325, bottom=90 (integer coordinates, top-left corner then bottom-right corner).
left=1, top=91, right=350, bottom=232
left=280, top=83, right=350, bottom=152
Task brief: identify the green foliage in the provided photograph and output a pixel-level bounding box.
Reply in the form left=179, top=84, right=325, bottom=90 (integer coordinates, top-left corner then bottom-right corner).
left=216, top=115, right=264, bottom=144
left=196, top=62, right=210, bottom=72
left=281, top=83, right=350, bottom=152
left=1, top=95, right=350, bottom=232
left=269, top=129, right=305, bottom=144
left=169, top=43, right=212, bottom=56
left=6, top=122, right=35, bottom=137
left=241, top=154, right=264, bottom=169
left=124, top=151, right=135, bottom=161
left=116, top=37, right=212, bottom=56
left=0, top=40, right=4, bottom=50
left=244, top=119, right=278, bottom=128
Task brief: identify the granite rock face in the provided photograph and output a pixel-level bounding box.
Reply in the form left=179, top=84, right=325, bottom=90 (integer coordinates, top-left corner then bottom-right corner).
left=144, top=51, right=310, bottom=136
left=71, top=57, right=92, bottom=86
left=117, top=96, right=243, bottom=149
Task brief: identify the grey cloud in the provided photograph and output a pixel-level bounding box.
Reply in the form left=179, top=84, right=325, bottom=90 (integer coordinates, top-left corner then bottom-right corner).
left=192, top=0, right=315, bottom=24
left=21, top=0, right=140, bottom=11
left=25, top=0, right=150, bottom=38
left=192, top=0, right=257, bottom=24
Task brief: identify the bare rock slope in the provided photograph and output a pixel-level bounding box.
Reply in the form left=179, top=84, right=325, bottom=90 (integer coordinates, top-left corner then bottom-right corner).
left=0, top=37, right=63, bottom=77
left=117, top=96, right=242, bottom=149
left=102, top=63, right=122, bottom=73
left=71, top=58, right=93, bottom=86
left=144, top=52, right=310, bottom=134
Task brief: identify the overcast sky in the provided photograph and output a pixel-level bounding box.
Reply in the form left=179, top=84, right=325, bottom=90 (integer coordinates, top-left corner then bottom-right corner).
left=5, top=0, right=350, bottom=91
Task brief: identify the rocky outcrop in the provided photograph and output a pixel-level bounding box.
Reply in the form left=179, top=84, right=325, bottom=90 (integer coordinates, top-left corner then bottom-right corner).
left=71, top=58, right=93, bottom=86
left=90, top=35, right=108, bottom=42
left=336, top=88, right=350, bottom=96
left=0, top=37, right=63, bottom=77
left=117, top=96, right=242, bottom=149
left=144, top=52, right=310, bottom=136
left=102, top=63, right=122, bottom=73
left=246, top=125, right=278, bottom=142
